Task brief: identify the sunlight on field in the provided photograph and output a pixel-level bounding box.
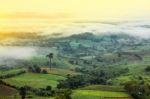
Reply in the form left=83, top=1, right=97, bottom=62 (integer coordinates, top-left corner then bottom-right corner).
left=72, top=90, right=131, bottom=99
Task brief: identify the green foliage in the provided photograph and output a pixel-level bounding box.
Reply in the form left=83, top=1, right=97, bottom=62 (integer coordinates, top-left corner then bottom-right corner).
left=34, top=86, right=53, bottom=97
left=125, top=81, right=150, bottom=99
left=55, top=89, right=72, bottom=99
left=57, top=65, right=129, bottom=89
left=57, top=75, right=88, bottom=89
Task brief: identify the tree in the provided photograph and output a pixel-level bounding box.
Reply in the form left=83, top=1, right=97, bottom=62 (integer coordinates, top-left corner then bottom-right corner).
left=46, top=53, right=53, bottom=70
left=19, top=87, right=27, bottom=99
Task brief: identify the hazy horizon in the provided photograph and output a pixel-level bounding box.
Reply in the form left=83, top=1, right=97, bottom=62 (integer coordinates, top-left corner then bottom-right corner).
left=0, top=0, right=150, bottom=35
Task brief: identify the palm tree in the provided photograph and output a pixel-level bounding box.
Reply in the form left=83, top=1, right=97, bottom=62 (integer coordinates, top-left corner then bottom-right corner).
left=46, top=53, right=53, bottom=70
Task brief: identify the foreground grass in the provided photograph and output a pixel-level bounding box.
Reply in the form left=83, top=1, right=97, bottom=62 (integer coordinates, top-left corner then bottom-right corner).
left=72, top=90, right=131, bottom=99
left=4, top=73, right=66, bottom=88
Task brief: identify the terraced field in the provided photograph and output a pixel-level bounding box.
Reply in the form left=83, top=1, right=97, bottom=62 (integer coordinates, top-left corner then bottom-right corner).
left=72, top=90, right=131, bottom=99
left=0, top=69, right=25, bottom=77
left=81, top=85, right=125, bottom=92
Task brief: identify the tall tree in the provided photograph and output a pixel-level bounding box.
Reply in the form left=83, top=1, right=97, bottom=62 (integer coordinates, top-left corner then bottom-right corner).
left=46, top=53, right=53, bottom=70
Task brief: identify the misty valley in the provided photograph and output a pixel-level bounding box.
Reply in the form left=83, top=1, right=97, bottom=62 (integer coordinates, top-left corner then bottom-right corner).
left=0, top=32, right=150, bottom=99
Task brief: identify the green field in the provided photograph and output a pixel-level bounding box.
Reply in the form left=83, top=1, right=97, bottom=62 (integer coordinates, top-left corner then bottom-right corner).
left=72, top=85, right=131, bottom=99
left=72, top=90, right=131, bottom=99
left=4, top=73, right=66, bottom=88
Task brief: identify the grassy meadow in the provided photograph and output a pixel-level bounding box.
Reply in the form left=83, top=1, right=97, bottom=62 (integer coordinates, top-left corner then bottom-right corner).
left=4, top=73, right=66, bottom=88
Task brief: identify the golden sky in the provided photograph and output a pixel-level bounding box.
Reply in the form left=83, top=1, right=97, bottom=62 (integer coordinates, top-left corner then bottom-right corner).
left=0, top=0, right=150, bottom=32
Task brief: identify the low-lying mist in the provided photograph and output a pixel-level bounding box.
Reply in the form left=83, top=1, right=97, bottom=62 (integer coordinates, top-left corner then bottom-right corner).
left=0, top=46, right=37, bottom=59
left=0, top=46, right=56, bottom=67
left=43, top=19, right=150, bottom=38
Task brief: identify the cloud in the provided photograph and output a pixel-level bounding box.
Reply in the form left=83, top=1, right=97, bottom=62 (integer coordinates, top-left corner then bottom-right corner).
left=43, top=19, right=150, bottom=38
left=138, top=25, right=150, bottom=29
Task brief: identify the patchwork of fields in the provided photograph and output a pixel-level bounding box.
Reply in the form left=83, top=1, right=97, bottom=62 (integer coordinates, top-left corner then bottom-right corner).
left=1, top=33, right=150, bottom=98
left=0, top=68, right=133, bottom=99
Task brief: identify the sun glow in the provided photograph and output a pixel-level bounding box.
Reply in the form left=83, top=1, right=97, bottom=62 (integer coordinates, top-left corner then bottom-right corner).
left=0, top=0, right=150, bottom=32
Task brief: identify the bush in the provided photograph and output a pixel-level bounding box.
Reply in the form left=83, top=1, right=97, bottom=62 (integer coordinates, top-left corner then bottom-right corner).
left=28, top=65, right=41, bottom=73
left=46, top=86, right=52, bottom=91
left=55, top=89, right=72, bottom=99
left=33, top=86, right=53, bottom=97
left=124, top=81, right=150, bottom=99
